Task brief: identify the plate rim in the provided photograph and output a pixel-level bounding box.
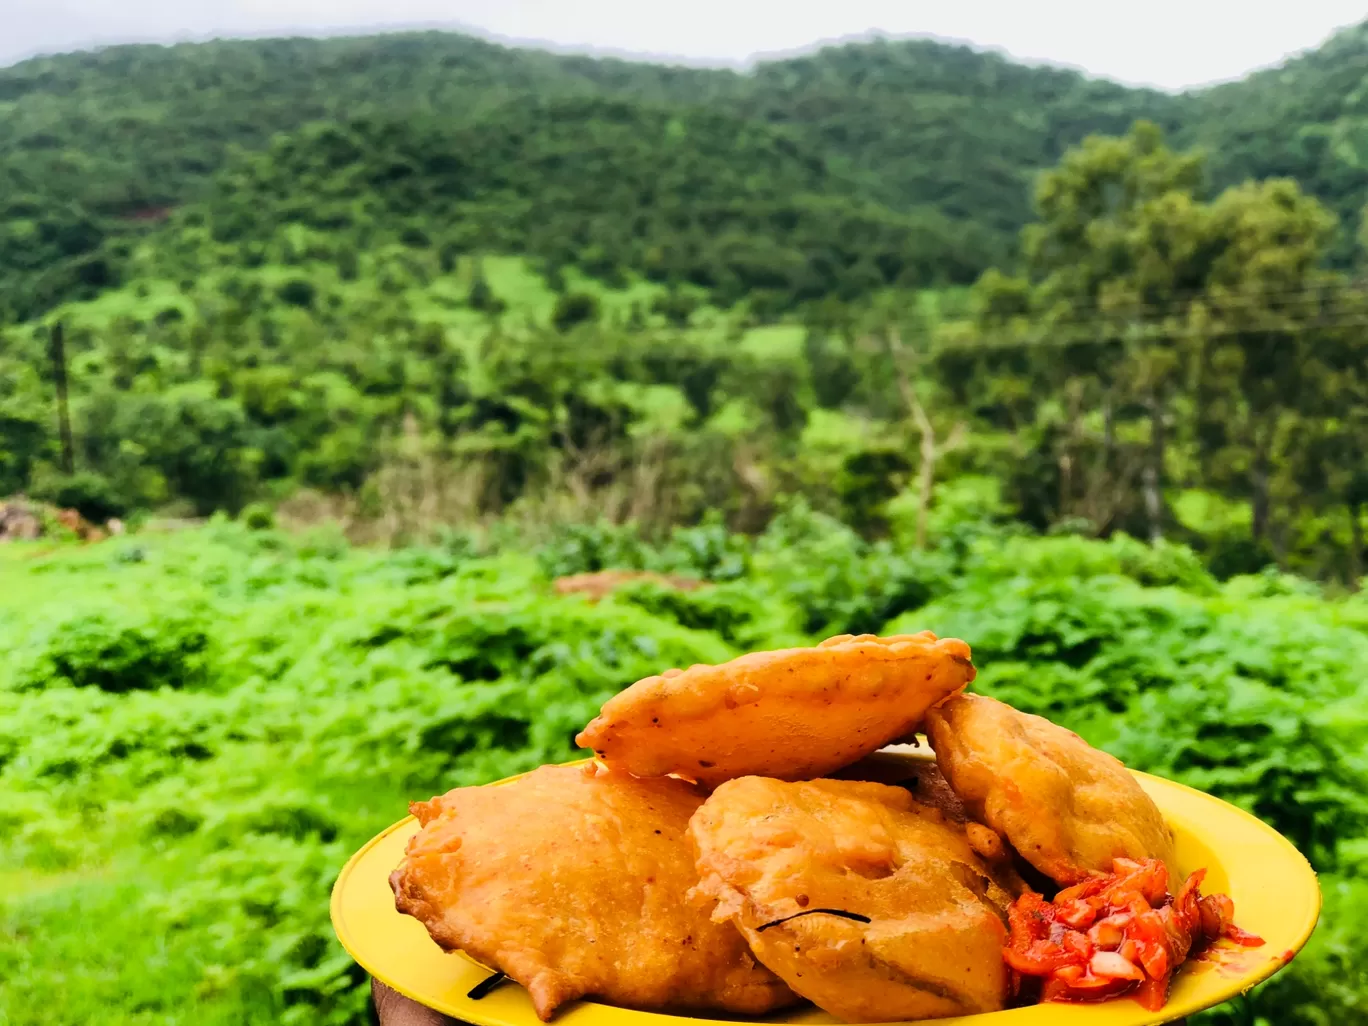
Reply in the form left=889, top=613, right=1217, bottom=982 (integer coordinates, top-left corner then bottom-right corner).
left=331, top=759, right=1322, bottom=1026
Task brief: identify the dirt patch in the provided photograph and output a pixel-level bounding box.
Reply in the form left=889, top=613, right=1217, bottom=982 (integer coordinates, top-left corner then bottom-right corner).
left=553, top=570, right=705, bottom=602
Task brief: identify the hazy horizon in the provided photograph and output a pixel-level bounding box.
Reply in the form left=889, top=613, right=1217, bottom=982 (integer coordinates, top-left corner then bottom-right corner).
left=4, top=1, right=1365, bottom=91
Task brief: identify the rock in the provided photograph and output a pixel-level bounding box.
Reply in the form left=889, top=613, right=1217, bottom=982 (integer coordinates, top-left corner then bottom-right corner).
left=56, top=508, right=85, bottom=534
left=0, top=499, right=43, bottom=542
left=0, top=497, right=115, bottom=544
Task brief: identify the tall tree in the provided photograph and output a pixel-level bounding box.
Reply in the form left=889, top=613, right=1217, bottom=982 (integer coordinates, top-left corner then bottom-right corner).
left=1196, top=179, right=1337, bottom=556
left=1019, top=122, right=1206, bottom=538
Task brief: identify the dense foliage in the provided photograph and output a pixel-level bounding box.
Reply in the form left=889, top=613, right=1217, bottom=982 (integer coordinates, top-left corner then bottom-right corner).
left=5, top=115, right=1367, bottom=585
left=1, top=513, right=1364, bottom=1025
left=11, top=20, right=1368, bottom=320
left=5, top=24, right=1368, bottom=1026
left=158, top=103, right=993, bottom=305
left=1181, top=20, right=1368, bottom=266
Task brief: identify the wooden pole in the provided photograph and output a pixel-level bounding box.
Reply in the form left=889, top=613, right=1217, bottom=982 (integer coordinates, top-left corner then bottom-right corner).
left=49, top=321, right=74, bottom=474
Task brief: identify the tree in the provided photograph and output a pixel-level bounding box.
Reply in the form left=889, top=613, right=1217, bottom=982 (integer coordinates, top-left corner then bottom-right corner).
left=1021, top=122, right=1206, bottom=540
left=123, top=384, right=261, bottom=515
left=1292, top=283, right=1368, bottom=586
left=551, top=291, right=600, bottom=333
left=468, top=259, right=505, bottom=316
left=1196, top=179, right=1337, bottom=556
left=0, top=411, right=46, bottom=496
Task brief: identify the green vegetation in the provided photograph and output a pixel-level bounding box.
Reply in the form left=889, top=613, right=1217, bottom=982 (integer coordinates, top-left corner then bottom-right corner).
left=2, top=512, right=1364, bottom=1025
left=0, top=31, right=1180, bottom=321
left=155, top=103, right=991, bottom=305
left=4, top=112, right=1366, bottom=583
left=10, top=20, right=1368, bottom=322
left=5, top=22, right=1368, bottom=1026
left=1183, top=21, right=1368, bottom=266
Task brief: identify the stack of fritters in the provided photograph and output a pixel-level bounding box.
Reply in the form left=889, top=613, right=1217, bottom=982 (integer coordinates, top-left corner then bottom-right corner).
left=390, top=631, right=1175, bottom=1023
left=391, top=762, right=796, bottom=1021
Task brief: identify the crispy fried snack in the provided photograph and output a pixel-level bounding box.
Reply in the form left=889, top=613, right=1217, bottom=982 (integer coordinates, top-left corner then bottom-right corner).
left=689, top=777, right=1016, bottom=1023
left=577, top=632, right=975, bottom=788
left=926, top=694, right=1177, bottom=886
left=390, top=763, right=797, bottom=1021
left=834, top=749, right=969, bottom=823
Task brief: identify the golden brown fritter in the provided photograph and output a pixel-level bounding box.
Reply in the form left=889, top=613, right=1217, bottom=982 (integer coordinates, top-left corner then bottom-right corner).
left=834, top=748, right=969, bottom=824
left=390, top=763, right=797, bottom=1021
left=926, top=693, right=1177, bottom=886
left=577, top=632, right=975, bottom=788
left=688, top=777, right=1015, bottom=1023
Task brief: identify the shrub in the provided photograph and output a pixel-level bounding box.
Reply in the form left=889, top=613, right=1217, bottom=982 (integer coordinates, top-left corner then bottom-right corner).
left=3, top=523, right=1365, bottom=1025
left=239, top=502, right=276, bottom=531
left=276, top=278, right=317, bottom=308
left=31, top=469, right=128, bottom=524
left=550, top=291, right=600, bottom=332
left=15, top=607, right=212, bottom=693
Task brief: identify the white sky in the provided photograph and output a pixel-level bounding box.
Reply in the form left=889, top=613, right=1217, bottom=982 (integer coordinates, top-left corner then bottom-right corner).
left=3, top=0, right=1367, bottom=90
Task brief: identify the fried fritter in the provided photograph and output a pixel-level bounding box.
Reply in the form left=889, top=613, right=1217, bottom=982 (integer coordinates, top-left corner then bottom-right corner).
left=926, top=693, right=1177, bottom=886
left=834, top=748, right=969, bottom=824
left=390, top=763, right=797, bottom=1021
left=689, top=777, right=1015, bottom=1023
left=577, top=632, right=975, bottom=788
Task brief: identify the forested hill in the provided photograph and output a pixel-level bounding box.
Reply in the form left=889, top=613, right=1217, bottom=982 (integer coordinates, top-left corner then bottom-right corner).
left=144, top=102, right=995, bottom=307
left=12, top=23, right=1368, bottom=321
left=1179, top=20, right=1368, bottom=264
left=731, top=37, right=1185, bottom=234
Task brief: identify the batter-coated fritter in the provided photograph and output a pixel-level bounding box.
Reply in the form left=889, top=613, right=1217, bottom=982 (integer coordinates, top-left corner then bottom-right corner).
left=689, top=777, right=1015, bottom=1023
left=390, top=763, right=796, bottom=1021
left=834, top=749, right=969, bottom=823
left=926, top=694, right=1176, bottom=886
left=834, top=752, right=1025, bottom=876
left=577, top=632, right=975, bottom=788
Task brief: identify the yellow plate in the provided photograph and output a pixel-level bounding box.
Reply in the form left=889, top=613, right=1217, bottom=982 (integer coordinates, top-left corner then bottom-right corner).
left=331, top=751, right=1320, bottom=1026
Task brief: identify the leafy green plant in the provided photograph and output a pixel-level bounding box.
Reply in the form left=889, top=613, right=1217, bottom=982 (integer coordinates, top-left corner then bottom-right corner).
left=3, top=491, right=1366, bottom=1026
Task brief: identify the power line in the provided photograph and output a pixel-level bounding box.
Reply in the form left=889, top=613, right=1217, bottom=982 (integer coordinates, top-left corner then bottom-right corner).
left=932, top=316, right=1368, bottom=357
left=864, top=280, right=1368, bottom=357
left=958, top=278, right=1368, bottom=329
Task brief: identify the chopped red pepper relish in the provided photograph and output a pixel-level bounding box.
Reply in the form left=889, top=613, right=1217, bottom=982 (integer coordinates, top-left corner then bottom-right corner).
left=1004, top=857, right=1264, bottom=1011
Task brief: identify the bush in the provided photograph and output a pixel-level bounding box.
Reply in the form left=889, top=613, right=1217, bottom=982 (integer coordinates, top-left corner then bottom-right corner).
left=651, top=289, right=699, bottom=327
left=550, top=291, right=600, bottom=332
left=240, top=502, right=276, bottom=531
left=30, top=469, right=128, bottom=524
left=536, top=520, right=653, bottom=578
left=2, top=523, right=1365, bottom=1025
left=276, top=277, right=317, bottom=308
left=467, top=270, right=505, bottom=314
left=15, top=607, right=212, bottom=693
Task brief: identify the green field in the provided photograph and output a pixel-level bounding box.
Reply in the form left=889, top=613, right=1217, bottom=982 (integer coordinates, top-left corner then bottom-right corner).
left=1, top=507, right=1365, bottom=1025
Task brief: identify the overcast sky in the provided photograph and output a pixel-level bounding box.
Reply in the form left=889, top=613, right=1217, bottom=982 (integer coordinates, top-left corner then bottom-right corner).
left=4, top=0, right=1367, bottom=90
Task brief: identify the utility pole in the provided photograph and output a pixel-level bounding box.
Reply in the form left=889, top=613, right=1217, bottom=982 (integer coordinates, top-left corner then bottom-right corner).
left=48, top=321, right=74, bottom=474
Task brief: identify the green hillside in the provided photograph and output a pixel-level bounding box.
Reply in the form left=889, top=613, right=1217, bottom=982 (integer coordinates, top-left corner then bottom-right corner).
left=5, top=25, right=1368, bottom=579
left=6, top=28, right=1368, bottom=1026
left=0, top=28, right=1181, bottom=322
left=146, top=101, right=992, bottom=304
left=0, top=34, right=721, bottom=321
left=8, top=23, right=1368, bottom=321
left=1183, top=21, right=1368, bottom=263
left=735, top=37, right=1184, bottom=233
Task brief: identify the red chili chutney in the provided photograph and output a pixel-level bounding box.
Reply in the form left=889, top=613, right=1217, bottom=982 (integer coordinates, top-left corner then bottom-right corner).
left=1004, top=857, right=1264, bottom=1011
